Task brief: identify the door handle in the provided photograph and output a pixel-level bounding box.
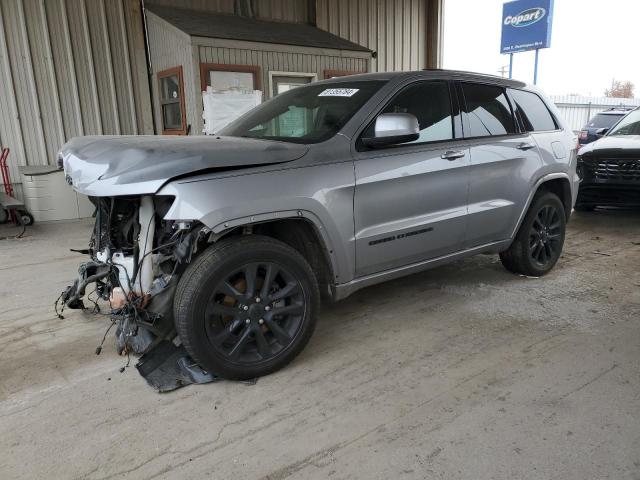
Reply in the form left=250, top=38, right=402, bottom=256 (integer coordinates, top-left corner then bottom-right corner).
left=516, top=142, right=535, bottom=151
left=441, top=150, right=466, bottom=160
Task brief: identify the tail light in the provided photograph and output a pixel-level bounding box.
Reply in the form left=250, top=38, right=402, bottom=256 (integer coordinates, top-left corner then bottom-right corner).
left=579, top=130, right=588, bottom=140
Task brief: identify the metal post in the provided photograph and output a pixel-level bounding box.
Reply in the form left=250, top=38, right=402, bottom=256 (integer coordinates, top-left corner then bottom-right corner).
left=533, top=49, right=539, bottom=85
left=508, top=53, right=513, bottom=79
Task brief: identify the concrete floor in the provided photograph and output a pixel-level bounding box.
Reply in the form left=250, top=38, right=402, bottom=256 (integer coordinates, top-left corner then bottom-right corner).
left=0, top=211, right=639, bottom=480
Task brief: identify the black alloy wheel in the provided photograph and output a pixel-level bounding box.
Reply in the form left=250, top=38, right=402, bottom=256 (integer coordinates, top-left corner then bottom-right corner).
left=500, top=191, right=566, bottom=277
left=175, top=235, right=319, bottom=380
left=528, top=204, right=563, bottom=268
left=205, top=261, right=305, bottom=365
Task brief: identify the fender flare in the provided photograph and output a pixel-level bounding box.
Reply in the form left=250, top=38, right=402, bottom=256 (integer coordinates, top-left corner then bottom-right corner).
left=509, top=172, right=572, bottom=239
left=208, top=208, right=342, bottom=282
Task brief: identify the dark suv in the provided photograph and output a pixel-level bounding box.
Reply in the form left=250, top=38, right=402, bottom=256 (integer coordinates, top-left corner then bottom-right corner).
left=578, top=107, right=635, bottom=146
left=576, top=107, right=640, bottom=210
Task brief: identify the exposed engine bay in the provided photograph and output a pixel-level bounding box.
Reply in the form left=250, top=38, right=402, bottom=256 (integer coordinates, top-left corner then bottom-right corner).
left=58, top=195, right=218, bottom=391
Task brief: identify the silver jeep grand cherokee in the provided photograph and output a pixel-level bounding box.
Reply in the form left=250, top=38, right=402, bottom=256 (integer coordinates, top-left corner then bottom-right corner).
left=60, top=70, right=578, bottom=380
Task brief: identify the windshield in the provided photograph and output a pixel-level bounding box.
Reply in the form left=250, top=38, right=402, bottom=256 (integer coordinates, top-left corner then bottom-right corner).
left=219, top=81, right=385, bottom=144
left=608, top=109, right=640, bottom=136
left=588, top=113, right=624, bottom=129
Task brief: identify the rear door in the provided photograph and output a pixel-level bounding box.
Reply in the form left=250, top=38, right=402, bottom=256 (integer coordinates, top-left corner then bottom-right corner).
left=458, top=82, right=542, bottom=248
left=508, top=87, right=573, bottom=176
left=352, top=79, right=470, bottom=277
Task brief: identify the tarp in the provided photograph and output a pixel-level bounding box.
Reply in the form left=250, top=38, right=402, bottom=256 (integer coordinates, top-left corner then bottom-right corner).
left=202, top=88, right=262, bottom=135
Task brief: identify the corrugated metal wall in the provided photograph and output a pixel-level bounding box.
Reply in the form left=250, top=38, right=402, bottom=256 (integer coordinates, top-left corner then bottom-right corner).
left=0, top=0, right=153, bottom=195
left=315, top=0, right=433, bottom=72
left=550, top=95, right=640, bottom=132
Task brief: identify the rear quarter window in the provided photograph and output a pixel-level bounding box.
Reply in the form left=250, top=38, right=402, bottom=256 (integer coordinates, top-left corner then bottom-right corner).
left=508, top=89, right=558, bottom=132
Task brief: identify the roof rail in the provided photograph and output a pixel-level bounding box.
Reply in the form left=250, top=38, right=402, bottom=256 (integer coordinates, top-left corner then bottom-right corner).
left=604, top=106, right=636, bottom=111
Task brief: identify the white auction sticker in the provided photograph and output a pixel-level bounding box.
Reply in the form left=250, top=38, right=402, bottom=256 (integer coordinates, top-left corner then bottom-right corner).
left=318, top=88, right=359, bottom=97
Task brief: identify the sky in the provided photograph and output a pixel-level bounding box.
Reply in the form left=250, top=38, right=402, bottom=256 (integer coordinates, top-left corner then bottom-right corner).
left=443, top=0, right=640, bottom=97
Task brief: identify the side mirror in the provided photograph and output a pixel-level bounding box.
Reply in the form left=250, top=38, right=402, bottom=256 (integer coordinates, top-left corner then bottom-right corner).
left=595, top=127, right=608, bottom=137
left=362, top=113, right=419, bottom=148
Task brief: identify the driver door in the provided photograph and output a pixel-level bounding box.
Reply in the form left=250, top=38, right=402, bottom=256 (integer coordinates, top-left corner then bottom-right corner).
left=352, top=80, right=471, bottom=277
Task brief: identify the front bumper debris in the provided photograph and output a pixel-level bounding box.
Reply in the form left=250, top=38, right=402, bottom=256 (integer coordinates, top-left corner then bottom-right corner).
left=136, top=340, right=219, bottom=392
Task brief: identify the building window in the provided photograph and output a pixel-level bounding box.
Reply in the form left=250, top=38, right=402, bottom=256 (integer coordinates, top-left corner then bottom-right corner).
left=324, top=70, right=363, bottom=79
left=158, top=66, right=186, bottom=135
left=269, top=71, right=317, bottom=97
left=200, top=63, right=261, bottom=92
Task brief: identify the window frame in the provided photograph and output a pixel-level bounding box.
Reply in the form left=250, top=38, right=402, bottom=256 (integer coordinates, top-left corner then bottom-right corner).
left=199, top=62, right=261, bottom=93
left=356, top=79, right=461, bottom=152
left=456, top=81, right=521, bottom=140
left=506, top=88, right=561, bottom=133
left=268, top=71, right=318, bottom=98
left=158, top=66, right=187, bottom=135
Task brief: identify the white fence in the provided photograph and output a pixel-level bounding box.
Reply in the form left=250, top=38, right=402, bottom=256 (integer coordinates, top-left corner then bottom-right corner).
left=550, top=95, right=640, bottom=132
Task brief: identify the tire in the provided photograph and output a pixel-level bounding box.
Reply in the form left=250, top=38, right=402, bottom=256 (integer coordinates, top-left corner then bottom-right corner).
left=18, top=210, right=34, bottom=226
left=574, top=203, right=595, bottom=212
left=0, top=208, right=8, bottom=224
left=174, top=235, right=320, bottom=380
left=500, top=191, right=566, bottom=277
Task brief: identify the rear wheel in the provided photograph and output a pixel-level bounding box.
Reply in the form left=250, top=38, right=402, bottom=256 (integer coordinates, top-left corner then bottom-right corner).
left=500, top=191, right=566, bottom=277
left=174, top=235, right=319, bottom=380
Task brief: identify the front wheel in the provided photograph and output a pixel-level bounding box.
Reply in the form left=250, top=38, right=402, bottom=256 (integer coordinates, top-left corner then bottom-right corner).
left=500, top=191, right=566, bottom=277
left=174, top=235, right=319, bottom=380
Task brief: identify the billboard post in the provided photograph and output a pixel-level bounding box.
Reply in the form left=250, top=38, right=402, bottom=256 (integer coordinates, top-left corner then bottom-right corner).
left=500, top=0, right=554, bottom=84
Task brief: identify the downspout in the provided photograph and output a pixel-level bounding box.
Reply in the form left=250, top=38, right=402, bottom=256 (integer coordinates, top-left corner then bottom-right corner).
left=140, top=0, right=157, bottom=134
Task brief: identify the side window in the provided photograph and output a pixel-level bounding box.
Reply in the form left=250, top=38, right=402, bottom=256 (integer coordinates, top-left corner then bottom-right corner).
left=158, top=66, right=186, bottom=135
left=460, top=83, right=516, bottom=137
left=364, top=81, right=454, bottom=144
left=508, top=89, right=558, bottom=132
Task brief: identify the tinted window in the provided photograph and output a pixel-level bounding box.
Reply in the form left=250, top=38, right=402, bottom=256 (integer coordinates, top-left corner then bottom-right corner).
left=364, top=81, right=454, bottom=144
left=509, top=89, right=557, bottom=131
left=460, top=83, right=515, bottom=137
left=588, top=113, right=624, bottom=129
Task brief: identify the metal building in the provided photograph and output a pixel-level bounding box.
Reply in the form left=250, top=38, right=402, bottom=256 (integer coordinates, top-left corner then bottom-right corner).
left=0, top=0, right=444, bottom=199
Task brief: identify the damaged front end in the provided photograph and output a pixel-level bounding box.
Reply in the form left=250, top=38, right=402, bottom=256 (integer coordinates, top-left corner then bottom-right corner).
left=58, top=195, right=216, bottom=391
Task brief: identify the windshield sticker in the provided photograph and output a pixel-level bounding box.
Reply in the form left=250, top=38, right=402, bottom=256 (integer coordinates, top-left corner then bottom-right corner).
left=318, top=88, right=359, bottom=97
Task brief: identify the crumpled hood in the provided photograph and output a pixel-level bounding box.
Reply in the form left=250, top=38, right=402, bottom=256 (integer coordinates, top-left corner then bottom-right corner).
left=578, top=135, right=640, bottom=158
left=60, top=135, right=309, bottom=196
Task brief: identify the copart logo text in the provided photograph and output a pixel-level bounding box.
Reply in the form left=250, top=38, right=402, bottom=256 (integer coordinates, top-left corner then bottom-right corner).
left=504, top=7, right=546, bottom=28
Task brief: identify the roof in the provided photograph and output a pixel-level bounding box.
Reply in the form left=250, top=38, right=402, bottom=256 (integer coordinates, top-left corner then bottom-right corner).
left=319, top=69, right=528, bottom=88
left=146, top=4, right=371, bottom=53
left=598, top=107, right=636, bottom=114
